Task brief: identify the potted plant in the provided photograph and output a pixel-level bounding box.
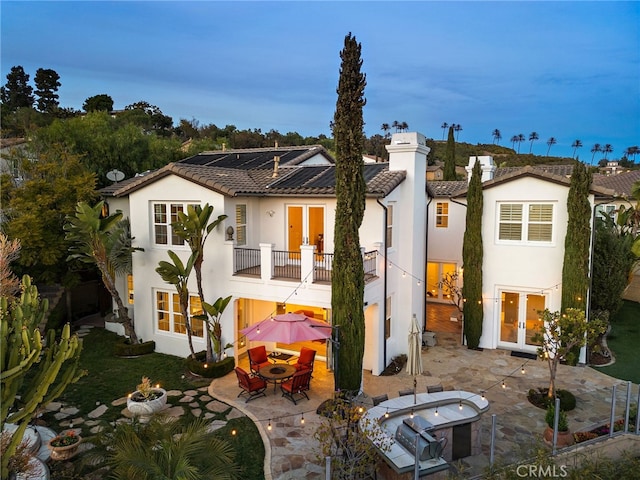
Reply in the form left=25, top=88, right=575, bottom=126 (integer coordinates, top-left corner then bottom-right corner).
left=48, top=430, right=82, bottom=460
left=126, top=376, right=167, bottom=418
left=543, top=404, right=574, bottom=447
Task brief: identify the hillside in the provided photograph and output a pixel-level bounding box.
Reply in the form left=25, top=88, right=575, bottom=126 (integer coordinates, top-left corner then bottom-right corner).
left=425, top=139, right=575, bottom=168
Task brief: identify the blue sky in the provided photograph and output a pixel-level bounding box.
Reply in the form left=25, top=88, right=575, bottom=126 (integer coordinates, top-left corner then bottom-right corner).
left=2, top=1, right=639, bottom=159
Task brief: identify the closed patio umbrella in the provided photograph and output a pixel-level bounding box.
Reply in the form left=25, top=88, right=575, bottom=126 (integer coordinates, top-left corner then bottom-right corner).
left=406, top=314, right=423, bottom=404
left=240, top=313, right=331, bottom=344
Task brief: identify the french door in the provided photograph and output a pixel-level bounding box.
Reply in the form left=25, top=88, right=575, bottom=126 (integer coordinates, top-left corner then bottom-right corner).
left=287, top=205, right=324, bottom=258
left=498, top=291, right=545, bottom=352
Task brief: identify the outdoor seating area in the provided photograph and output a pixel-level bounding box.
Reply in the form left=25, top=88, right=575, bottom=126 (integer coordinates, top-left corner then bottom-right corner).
left=236, top=346, right=319, bottom=403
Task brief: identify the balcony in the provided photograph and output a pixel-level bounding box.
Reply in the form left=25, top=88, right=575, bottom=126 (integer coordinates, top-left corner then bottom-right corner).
left=233, top=244, right=379, bottom=284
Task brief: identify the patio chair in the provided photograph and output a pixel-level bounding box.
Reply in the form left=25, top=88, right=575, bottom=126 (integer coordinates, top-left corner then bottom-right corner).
left=234, top=367, right=267, bottom=403
left=372, top=394, right=389, bottom=406
left=281, top=369, right=312, bottom=405
left=427, top=384, right=443, bottom=393
left=398, top=389, right=414, bottom=397
left=294, top=347, right=316, bottom=373
left=248, top=345, right=270, bottom=374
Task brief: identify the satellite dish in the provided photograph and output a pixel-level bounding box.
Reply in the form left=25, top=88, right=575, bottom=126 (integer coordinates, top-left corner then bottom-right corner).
left=106, top=169, right=125, bottom=183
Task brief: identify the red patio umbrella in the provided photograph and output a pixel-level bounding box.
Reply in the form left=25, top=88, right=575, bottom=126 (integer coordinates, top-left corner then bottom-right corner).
left=240, top=313, right=331, bottom=344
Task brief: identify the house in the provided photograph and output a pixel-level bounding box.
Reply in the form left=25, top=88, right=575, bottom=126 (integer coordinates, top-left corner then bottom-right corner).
left=426, top=156, right=614, bottom=360
left=103, top=131, right=618, bottom=374
left=592, top=169, right=640, bottom=219
left=102, top=135, right=429, bottom=376
left=0, top=137, right=27, bottom=183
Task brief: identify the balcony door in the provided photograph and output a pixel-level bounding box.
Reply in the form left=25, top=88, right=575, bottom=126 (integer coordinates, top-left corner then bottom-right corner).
left=287, top=205, right=324, bottom=258
left=498, top=291, right=545, bottom=353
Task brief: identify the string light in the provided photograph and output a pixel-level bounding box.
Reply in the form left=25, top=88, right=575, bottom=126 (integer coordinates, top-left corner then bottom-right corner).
left=410, top=409, right=414, bottom=419
left=501, top=380, right=506, bottom=389
left=231, top=429, right=237, bottom=436
left=385, top=408, right=389, bottom=419
left=267, top=419, right=272, bottom=431
left=481, top=392, right=485, bottom=401
left=300, top=414, right=305, bottom=425
left=434, top=406, right=439, bottom=416
left=458, top=400, right=463, bottom=410
left=521, top=365, right=526, bottom=375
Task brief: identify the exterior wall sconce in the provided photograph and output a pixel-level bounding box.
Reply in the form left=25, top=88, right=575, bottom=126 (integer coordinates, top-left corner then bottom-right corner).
left=266, top=210, right=275, bottom=217
left=226, top=226, right=234, bottom=241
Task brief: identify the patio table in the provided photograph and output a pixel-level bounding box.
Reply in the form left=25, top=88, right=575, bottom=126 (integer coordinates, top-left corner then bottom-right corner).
left=258, top=364, right=296, bottom=393
left=269, top=352, right=296, bottom=364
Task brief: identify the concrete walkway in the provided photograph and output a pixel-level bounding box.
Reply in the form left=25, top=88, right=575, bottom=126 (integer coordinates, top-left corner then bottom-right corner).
left=623, top=269, right=640, bottom=303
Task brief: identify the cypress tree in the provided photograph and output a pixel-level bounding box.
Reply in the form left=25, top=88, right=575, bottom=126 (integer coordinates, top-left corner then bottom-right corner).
left=331, top=33, right=367, bottom=395
left=443, top=126, right=456, bottom=180
left=562, top=161, right=592, bottom=311
left=462, top=160, right=484, bottom=348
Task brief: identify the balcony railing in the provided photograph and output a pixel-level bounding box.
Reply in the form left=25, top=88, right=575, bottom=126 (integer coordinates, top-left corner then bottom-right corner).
left=233, top=245, right=379, bottom=284
left=234, top=248, right=261, bottom=276
left=272, top=250, right=302, bottom=280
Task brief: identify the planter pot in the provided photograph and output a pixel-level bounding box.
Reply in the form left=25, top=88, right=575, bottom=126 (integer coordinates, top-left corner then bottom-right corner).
left=126, top=388, right=167, bottom=417
left=543, top=426, right=574, bottom=448
left=48, top=436, right=82, bottom=461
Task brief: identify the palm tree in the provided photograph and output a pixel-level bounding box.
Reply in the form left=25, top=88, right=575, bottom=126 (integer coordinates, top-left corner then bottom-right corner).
left=590, top=143, right=602, bottom=164
left=65, top=201, right=141, bottom=343
left=381, top=123, right=390, bottom=139
left=400, top=121, right=408, bottom=132
left=454, top=124, right=463, bottom=141
left=440, top=122, right=449, bottom=140
left=571, top=139, right=583, bottom=159
left=156, top=250, right=196, bottom=357
left=492, top=129, right=502, bottom=145
left=602, top=144, right=613, bottom=160
left=95, top=417, right=240, bottom=480
left=546, top=137, right=557, bottom=156
left=529, top=131, right=539, bottom=153
left=510, top=135, right=518, bottom=150
left=172, top=204, right=227, bottom=363
left=517, top=133, right=525, bottom=153
left=392, top=120, right=400, bottom=132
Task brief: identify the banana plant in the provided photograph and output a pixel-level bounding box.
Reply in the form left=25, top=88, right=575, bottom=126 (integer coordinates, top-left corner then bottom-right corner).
left=156, top=251, right=196, bottom=357
left=196, top=296, right=232, bottom=362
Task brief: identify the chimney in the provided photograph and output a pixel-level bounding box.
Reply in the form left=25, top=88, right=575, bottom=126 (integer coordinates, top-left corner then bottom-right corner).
left=465, top=156, right=496, bottom=183
left=272, top=155, right=280, bottom=178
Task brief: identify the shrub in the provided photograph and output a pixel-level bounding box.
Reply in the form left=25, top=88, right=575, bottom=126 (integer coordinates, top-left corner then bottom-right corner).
left=185, top=351, right=235, bottom=378
left=527, top=388, right=576, bottom=411
left=113, top=338, right=155, bottom=357
left=545, top=404, right=569, bottom=432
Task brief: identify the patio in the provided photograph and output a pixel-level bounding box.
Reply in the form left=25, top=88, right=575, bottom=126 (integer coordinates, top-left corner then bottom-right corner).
left=209, top=336, right=637, bottom=479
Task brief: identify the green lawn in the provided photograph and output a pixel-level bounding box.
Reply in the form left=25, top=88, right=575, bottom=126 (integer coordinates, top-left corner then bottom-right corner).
left=594, top=300, right=640, bottom=384
left=51, top=328, right=265, bottom=480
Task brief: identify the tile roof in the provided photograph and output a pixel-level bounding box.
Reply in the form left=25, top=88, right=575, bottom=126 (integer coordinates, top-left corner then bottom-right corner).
left=427, top=164, right=615, bottom=199
left=103, top=161, right=405, bottom=198
left=592, top=170, right=640, bottom=198
left=179, top=145, right=334, bottom=169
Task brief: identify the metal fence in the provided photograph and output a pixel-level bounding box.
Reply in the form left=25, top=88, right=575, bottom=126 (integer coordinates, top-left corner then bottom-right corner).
left=234, top=248, right=261, bottom=276
left=272, top=250, right=302, bottom=280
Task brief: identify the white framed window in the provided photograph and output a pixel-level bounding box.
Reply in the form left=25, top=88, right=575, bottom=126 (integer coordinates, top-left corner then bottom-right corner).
left=498, top=203, right=553, bottom=243
left=386, top=204, right=394, bottom=248
left=436, top=202, right=449, bottom=228
left=155, top=290, right=204, bottom=337
left=152, top=202, right=196, bottom=246
left=236, top=204, right=247, bottom=246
